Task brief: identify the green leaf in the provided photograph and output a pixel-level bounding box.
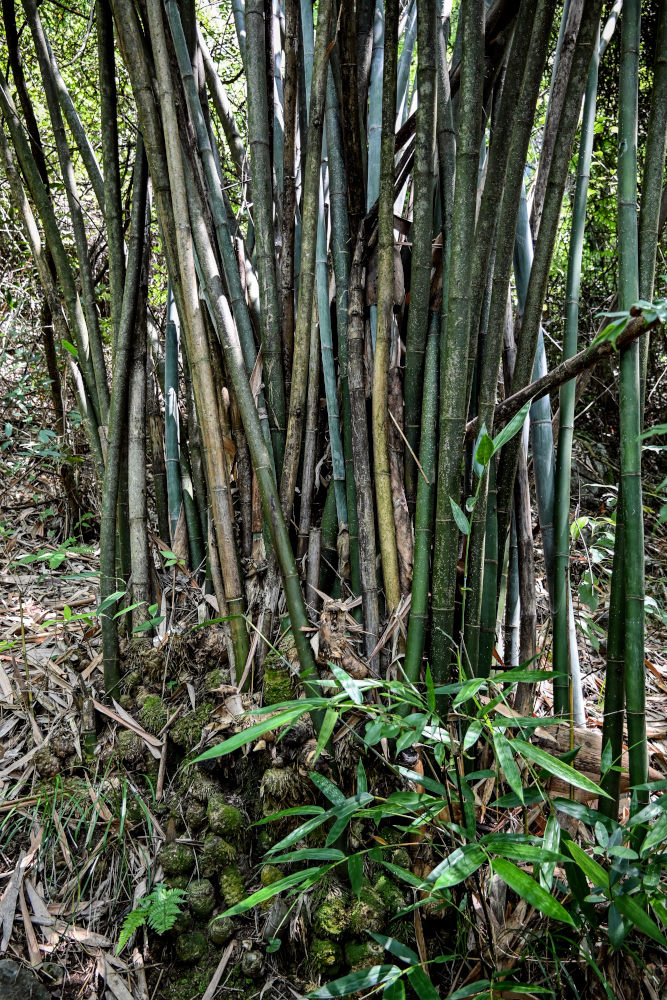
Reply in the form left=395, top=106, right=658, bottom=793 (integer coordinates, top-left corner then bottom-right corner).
left=406, top=966, right=439, bottom=1000
left=565, top=841, right=610, bottom=889
left=267, top=811, right=334, bottom=855
left=493, top=731, right=524, bottom=805
left=310, top=771, right=346, bottom=806
left=511, top=738, right=611, bottom=799
left=429, top=844, right=486, bottom=890
left=96, top=590, right=126, bottom=614
left=269, top=849, right=346, bottom=864
left=640, top=810, right=667, bottom=854
left=383, top=979, right=405, bottom=1000
left=463, top=718, right=484, bottom=752
left=357, top=759, right=368, bottom=795
left=325, top=793, right=374, bottom=846
left=368, top=932, right=419, bottom=965
left=541, top=814, right=561, bottom=891
left=308, top=965, right=400, bottom=998
left=313, top=708, right=337, bottom=763
left=193, top=706, right=310, bottom=761
left=447, top=982, right=492, bottom=999
left=492, top=400, right=531, bottom=454
left=474, top=425, right=494, bottom=475
left=221, top=867, right=331, bottom=918
left=62, top=339, right=79, bottom=357
left=453, top=677, right=488, bottom=707
left=492, top=858, right=575, bottom=926
left=450, top=497, right=470, bottom=536
left=348, top=853, right=363, bottom=898
left=329, top=662, right=364, bottom=705
left=613, top=892, right=667, bottom=947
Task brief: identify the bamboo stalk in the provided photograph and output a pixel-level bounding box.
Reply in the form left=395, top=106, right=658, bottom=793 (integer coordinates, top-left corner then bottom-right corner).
left=100, top=140, right=148, bottom=696
left=553, top=33, right=599, bottom=717
left=431, top=0, right=485, bottom=684
left=146, top=0, right=249, bottom=676
left=23, top=0, right=110, bottom=425
left=164, top=283, right=183, bottom=544
left=638, top=0, right=667, bottom=405
left=326, top=69, right=361, bottom=598
left=403, top=0, right=436, bottom=513
left=373, top=0, right=401, bottom=615
left=280, top=0, right=334, bottom=521
left=245, top=0, right=287, bottom=471
left=616, top=0, right=647, bottom=816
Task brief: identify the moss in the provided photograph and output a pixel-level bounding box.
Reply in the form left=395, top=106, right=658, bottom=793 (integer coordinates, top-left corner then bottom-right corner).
left=219, top=865, right=245, bottom=907
left=260, top=766, right=306, bottom=814
left=205, top=668, right=231, bottom=690
left=187, top=879, right=216, bottom=920
left=166, top=875, right=190, bottom=891
left=174, top=930, right=207, bottom=963
left=260, top=865, right=283, bottom=888
left=312, top=893, right=351, bottom=939
left=240, top=950, right=263, bottom=978
left=159, top=843, right=195, bottom=877
left=184, top=800, right=207, bottom=832
left=171, top=703, right=213, bottom=750
left=391, top=848, right=411, bottom=870
left=208, top=914, right=234, bottom=946
left=348, top=884, right=387, bottom=935
left=140, top=695, right=168, bottom=736
left=185, top=770, right=220, bottom=803
left=263, top=666, right=293, bottom=706
left=200, top=834, right=236, bottom=877
left=117, top=730, right=146, bottom=767
left=374, top=875, right=405, bottom=914
left=344, top=938, right=385, bottom=971
left=207, top=796, right=244, bottom=842
left=309, top=938, right=343, bottom=976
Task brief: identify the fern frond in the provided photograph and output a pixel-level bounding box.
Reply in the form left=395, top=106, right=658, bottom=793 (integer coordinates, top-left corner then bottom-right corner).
left=144, top=885, right=186, bottom=935
left=117, top=906, right=148, bottom=953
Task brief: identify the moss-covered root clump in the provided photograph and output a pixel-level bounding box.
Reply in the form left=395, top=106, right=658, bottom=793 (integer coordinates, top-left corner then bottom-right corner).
left=374, top=875, right=405, bottom=913
left=208, top=914, right=234, bottom=945
left=201, top=834, right=236, bottom=877
left=344, top=938, right=385, bottom=972
left=263, top=662, right=293, bottom=706
left=187, top=878, right=216, bottom=919
left=140, top=695, right=168, bottom=735
left=219, top=865, right=245, bottom=907
left=171, top=703, right=213, bottom=750
left=309, top=938, right=344, bottom=977
left=207, top=796, right=245, bottom=843
left=159, top=843, right=196, bottom=878
left=312, top=888, right=351, bottom=939
left=348, top=883, right=387, bottom=935
left=260, top=766, right=311, bottom=814
left=174, top=930, right=207, bottom=963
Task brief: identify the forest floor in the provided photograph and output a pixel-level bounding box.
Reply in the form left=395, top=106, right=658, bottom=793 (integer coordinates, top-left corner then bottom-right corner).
left=1, top=452, right=666, bottom=1000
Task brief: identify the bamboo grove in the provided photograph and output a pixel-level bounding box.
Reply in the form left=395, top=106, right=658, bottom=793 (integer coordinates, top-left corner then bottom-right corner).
left=1, top=0, right=666, bottom=822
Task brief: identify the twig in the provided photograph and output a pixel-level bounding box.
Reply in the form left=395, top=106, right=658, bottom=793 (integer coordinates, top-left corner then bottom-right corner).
left=202, top=940, right=235, bottom=1000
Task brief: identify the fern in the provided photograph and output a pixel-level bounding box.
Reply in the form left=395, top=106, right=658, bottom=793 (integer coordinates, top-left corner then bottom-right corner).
left=117, top=884, right=186, bottom=953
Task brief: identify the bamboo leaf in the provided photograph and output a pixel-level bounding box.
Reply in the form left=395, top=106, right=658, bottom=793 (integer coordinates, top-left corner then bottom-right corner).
left=313, top=708, right=338, bottom=763
left=308, top=965, right=400, bottom=998
left=493, top=731, right=524, bottom=805
left=368, top=932, right=419, bottom=965
left=613, top=892, right=667, bottom=947
left=492, top=858, right=575, bottom=926
left=310, top=770, right=346, bottom=805
left=348, top=853, right=363, bottom=898
left=491, top=401, right=531, bottom=454
left=193, top=706, right=310, bottom=761
left=450, top=497, right=470, bottom=535
left=220, top=866, right=331, bottom=918
left=406, top=966, right=439, bottom=1000
left=565, top=841, right=609, bottom=889
left=428, top=844, right=486, bottom=890
left=511, top=738, right=611, bottom=799
left=329, top=662, right=364, bottom=704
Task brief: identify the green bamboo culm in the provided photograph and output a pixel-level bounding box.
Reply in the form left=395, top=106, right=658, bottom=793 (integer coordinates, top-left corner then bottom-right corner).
left=165, top=283, right=183, bottom=543
left=553, top=32, right=600, bottom=718
left=403, top=0, right=436, bottom=514
left=431, top=0, right=485, bottom=685
left=326, top=69, right=361, bottom=598
left=616, top=0, right=648, bottom=817
left=99, top=141, right=148, bottom=697
left=638, top=0, right=667, bottom=407
left=245, top=0, right=286, bottom=474
left=372, top=0, right=401, bottom=615
left=404, top=310, right=439, bottom=682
